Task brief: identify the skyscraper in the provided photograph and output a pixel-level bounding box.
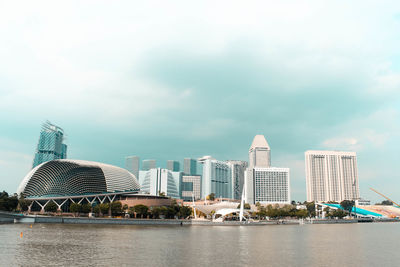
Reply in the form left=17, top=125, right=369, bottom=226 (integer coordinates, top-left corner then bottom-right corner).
left=305, top=150, right=360, bottom=202
left=125, top=156, right=140, bottom=178
left=142, top=159, right=156, bottom=171
left=181, top=175, right=202, bottom=201
left=32, top=121, right=67, bottom=168
left=167, top=160, right=180, bottom=172
left=249, top=135, right=271, bottom=168
left=199, top=156, right=232, bottom=199
left=245, top=135, right=290, bottom=204
left=140, top=168, right=181, bottom=199
left=226, top=160, right=248, bottom=200
left=183, top=158, right=197, bottom=175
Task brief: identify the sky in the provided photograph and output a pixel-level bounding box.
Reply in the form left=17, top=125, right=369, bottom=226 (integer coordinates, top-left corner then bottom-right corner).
left=1, top=1, right=400, bottom=202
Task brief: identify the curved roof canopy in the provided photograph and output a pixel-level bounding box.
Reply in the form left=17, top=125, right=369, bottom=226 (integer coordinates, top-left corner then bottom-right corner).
left=17, top=159, right=140, bottom=197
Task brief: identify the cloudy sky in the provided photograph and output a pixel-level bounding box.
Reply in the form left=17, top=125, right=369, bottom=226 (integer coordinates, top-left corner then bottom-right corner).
left=1, top=1, right=400, bottom=202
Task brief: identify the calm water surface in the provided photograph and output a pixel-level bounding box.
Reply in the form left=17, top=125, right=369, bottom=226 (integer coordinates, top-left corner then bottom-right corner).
left=0, top=223, right=399, bottom=266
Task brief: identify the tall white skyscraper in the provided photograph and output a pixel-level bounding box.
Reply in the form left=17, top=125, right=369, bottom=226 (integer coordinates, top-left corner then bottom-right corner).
left=142, top=159, right=156, bottom=171
left=140, top=168, right=181, bottom=199
left=125, top=156, right=140, bottom=179
left=305, top=150, right=360, bottom=202
left=199, top=156, right=232, bottom=199
left=167, top=160, right=180, bottom=172
left=183, top=158, right=197, bottom=175
left=249, top=135, right=271, bottom=168
left=245, top=135, right=290, bottom=204
left=226, top=160, right=248, bottom=200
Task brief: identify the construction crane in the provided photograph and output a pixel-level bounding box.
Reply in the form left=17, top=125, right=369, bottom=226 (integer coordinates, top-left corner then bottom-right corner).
left=369, top=187, right=400, bottom=207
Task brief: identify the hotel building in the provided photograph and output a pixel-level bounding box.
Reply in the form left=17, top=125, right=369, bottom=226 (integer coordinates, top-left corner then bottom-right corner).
left=245, top=135, right=290, bottom=204
left=305, top=150, right=360, bottom=202
left=199, top=156, right=232, bottom=199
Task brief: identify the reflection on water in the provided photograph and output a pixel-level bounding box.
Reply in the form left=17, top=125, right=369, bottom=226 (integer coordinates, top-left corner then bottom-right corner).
left=0, top=223, right=399, bottom=266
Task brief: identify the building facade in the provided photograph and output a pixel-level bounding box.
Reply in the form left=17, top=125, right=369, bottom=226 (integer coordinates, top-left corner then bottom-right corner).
left=249, top=134, right=271, bottom=169
left=199, top=156, right=232, bottom=199
left=245, top=135, right=290, bottom=204
left=181, top=175, right=202, bottom=201
left=32, top=121, right=67, bottom=168
left=142, top=159, right=156, bottom=171
left=226, top=160, right=248, bottom=200
left=305, top=150, right=360, bottom=202
left=167, top=160, right=180, bottom=172
left=183, top=158, right=197, bottom=175
left=140, top=168, right=181, bottom=199
left=125, top=156, right=140, bottom=178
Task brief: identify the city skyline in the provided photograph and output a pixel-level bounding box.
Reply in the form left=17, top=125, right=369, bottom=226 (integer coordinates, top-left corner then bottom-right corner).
left=1, top=2, right=400, bottom=203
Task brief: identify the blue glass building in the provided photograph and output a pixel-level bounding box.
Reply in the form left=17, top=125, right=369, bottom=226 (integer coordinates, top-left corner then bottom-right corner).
left=32, top=121, right=67, bottom=168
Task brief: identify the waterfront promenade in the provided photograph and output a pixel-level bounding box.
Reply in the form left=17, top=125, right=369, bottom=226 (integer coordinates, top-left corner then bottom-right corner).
left=1, top=211, right=398, bottom=226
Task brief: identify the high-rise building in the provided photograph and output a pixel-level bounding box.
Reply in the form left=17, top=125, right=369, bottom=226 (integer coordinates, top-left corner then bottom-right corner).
left=249, top=135, right=271, bottom=168
left=226, top=160, right=248, bottom=200
left=181, top=175, right=202, bottom=201
left=305, top=150, right=360, bottom=202
left=183, top=158, right=197, bottom=175
left=167, top=160, right=180, bottom=172
left=199, top=156, right=232, bottom=199
left=139, top=168, right=181, bottom=199
left=125, top=156, right=140, bottom=178
left=32, top=121, right=67, bottom=168
left=245, top=135, right=290, bottom=204
left=142, top=159, right=156, bottom=171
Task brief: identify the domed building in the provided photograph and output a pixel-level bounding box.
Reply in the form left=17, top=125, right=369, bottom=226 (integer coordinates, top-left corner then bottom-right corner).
left=17, top=159, right=141, bottom=212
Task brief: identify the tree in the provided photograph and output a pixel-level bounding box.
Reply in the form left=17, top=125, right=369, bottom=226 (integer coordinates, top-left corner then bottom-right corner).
left=133, top=204, right=149, bottom=218
left=110, top=201, right=123, bottom=216
left=151, top=206, right=162, bottom=219
left=0, top=192, right=18, bottom=212
left=122, top=204, right=129, bottom=212
left=45, top=201, right=58, bottom=213
left=331, top=209, right=346, bottom=219
left=377, top=200, right=393, bottom=206
left=207, top=193, right=215, bottom=201
left=81, top=203, right=92, bottom=214
left=18, top=197, right=31, bottom=212
left=340, top=200, right=355, bottom=217
left=159, top=192, right=166, bottom=197
left=70, top=203, right=82, bottom=215
left=237, top=203, right=251, bottom=209
left=96, top=203, right=110, bottom=215
left=178, top=206, right=192, bottom=219
left=295, top=209, right=308, bottom=219
left=257, top=206, right=267, bottom=219
left=305, top=202, right=316, bottom=217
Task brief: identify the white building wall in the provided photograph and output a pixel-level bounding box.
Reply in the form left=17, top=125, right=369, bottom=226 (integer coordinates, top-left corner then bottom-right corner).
left=139, top=168, right=180, bottom=199
left=305, top=150, right=360, bottom=202
left=200, top=157, right=232, bottom=199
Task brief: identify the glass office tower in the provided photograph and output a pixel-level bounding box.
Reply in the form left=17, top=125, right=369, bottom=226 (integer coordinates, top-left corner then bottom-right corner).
left=32, top=121, right=67, bottom=168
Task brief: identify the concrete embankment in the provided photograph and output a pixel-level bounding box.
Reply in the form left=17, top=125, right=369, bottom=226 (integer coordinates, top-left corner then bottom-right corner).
left=1, top=212, right=398, bottom=226
left=26, top=216, right=192, bottom=225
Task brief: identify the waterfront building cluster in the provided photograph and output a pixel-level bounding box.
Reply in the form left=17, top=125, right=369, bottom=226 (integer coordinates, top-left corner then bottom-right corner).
left=17, top=121, right=365, bottom=215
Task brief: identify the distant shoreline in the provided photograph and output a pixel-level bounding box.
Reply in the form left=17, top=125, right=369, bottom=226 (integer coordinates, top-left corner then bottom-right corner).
left=1, top=213, right=399, bottom=226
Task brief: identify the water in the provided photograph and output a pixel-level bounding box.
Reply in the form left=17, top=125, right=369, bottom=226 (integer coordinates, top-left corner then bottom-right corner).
left=0, top=223, right=399, bottom=266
